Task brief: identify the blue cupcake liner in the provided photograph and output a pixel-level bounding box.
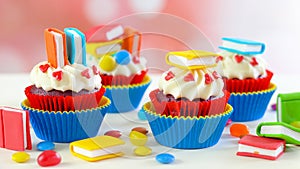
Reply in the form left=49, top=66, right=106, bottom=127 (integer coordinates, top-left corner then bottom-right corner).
left=21, top=97, right=110, bottom=143
left=104, top=75, right=151, bottom=113
left=143, top=102, right=233, bottom=149
left=228, top=83, right=276, bottom=122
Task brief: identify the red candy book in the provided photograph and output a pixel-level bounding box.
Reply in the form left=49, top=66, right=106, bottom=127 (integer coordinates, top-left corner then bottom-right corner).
left=237, top=135, right=285, bottom=160
left=0, top=107, right=32, bottom=151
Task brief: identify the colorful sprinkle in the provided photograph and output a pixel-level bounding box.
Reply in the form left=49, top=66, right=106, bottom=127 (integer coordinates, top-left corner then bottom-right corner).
left=184, top=73, right=195, bottom=82
left=271, top=103, right=276, bottom=111
left=165, top=71, right=175, bottom=81
left=12, top=152, right=30, bottom=163
left=104, top=130, right=122, bottom=138
left=212, top=71, right=221, bottom=79
left=131, top=127, right=148, bottom=135
left=204, top=73, right=213, bottom=84
left=134, top=146, right=152, bottom=156
left=39, top=64, right=50, bottom=73
left=133, top=56, right=140, bottom=64
left=52, top=71, right=63, bottom=81
left=92, top=65, right=99, bottom=75
left=250, top=57, right=258, bottom=66
left=99, top=54, right=116, bottom=71
left=156, top=153, right=175, bottom=164
left=81, top=69, right=91, bottom=79
left=230, top=123, right=249, bottom=138
left=115, top=50, right=131, bottom=65
left=226, top=119, right=232, bottom=126
left=235, top=55, right=244, bottom=63
left=216, top=56, right=223, bottom=63
left=129, top=131, right=148, bottom=146
left=37, top=141, right=55, bottom=151
left=37, top=150, right=61, bottom=167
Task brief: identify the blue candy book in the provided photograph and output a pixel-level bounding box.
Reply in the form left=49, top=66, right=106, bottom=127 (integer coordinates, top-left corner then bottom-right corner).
left=219, top=37, right=265, bottom=55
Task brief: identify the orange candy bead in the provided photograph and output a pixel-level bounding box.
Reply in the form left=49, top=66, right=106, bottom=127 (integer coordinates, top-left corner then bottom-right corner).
left=230, top=123, right=249, bottom=138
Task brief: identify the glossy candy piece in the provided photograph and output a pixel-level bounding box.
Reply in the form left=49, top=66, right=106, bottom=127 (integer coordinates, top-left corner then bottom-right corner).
left=156, top=153, right=175, bottom=164
left=131, top=127, right=148, bottom=135
left=230, top=123, right=249, bottom=138
left=271, top=103, right=276, bottom=111
left=226, top=119, right=232, bottom=126
left=37, top=150, right=61, bottom=167
left=37, top=141, right=55, bottom=151
left=134, top=146, right=152, bottom=156
left=129, top=131, right=148, bottom=146
left=137, top=109, right=147, bottom=120
left=12, top=152, right=30, bottom=163
left=104, top=130, right=122, bottom=138
left=114, top=50, right=131, bottom=65
left=99, top=54, right=116, bottom=71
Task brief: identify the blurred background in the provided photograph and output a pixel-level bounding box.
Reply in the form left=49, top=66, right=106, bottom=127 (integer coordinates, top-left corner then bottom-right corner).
left=0, top=0, right=300, bottom=75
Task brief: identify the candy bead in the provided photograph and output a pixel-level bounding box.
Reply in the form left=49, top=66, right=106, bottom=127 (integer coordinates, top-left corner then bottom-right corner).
left=131, top=127, right=148, bottom=135
left=37, top=141, right=55, bottom=151
left=104, top=130, right=122, bottom=138
left=226, top=119, right=232, bottom=126
left=12, top=152, right=30, bottom=163
left=156, top=153, right=175, bottom=164
left=129, top=131, right=148, bottom=146
left=37, top=150, right=61, bottom=167
left=271, top=103, right=276, bottom=111
left=230, top=123, right=249, bottom=138
left=134, top=146, right=152, bottom=156
left=137, top=109, right=147, bottom=120
left=290, top=121, right=300, bottom=128
left=99, top=54, right=116, bottom=71
left=115, top=50, right=131, bottom=65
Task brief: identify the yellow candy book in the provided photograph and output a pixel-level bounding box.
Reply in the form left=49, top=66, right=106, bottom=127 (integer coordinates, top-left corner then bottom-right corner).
left=166, top=50, right=219, bottom=70
left=70, top=135, right=125, bottom=162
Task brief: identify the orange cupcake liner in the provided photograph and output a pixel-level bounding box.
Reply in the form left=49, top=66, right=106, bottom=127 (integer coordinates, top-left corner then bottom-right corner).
left=223, top=70, right=273, bottom=93
left=25, top=85, right=106, bottom=111
left=100, top=70, right=147, bottom=86
left=149, top=89, right=230, bottom=118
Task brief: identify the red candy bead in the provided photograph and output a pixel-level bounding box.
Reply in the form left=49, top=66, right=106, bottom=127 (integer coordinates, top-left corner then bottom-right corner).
left=230, top=123, right=249, bottom=138
left=131, top=127, right=148, bottom=135
left=37, top=150, right=61, bottom=167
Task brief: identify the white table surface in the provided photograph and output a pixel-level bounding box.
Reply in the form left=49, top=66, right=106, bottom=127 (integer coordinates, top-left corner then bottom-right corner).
left=0, top=73, right=300, bottom=169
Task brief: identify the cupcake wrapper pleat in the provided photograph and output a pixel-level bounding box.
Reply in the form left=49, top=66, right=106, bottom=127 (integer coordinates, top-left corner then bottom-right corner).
left=228, top=83, right=276, bottom=122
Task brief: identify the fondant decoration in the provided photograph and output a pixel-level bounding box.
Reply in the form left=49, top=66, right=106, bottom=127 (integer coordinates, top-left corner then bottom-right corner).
left=0, top=107, right=32, bottom=151
left=64, top=28, right=87, bottom=66
left=69, top=135, right=125, bottom=162
left=37, top=141, right=55, bottom=151
left=12, top=152, right=30, bottom=163
left=131, top=127, right=148, bottom=135
left=37, top=150, right=62, bottom=167
left=156, top=153, right=175, bottom=164
left=115, top=50, right=131, bottom=65
left=44, top=28, right=68, bottom=68
left=219, top=37, right=265, bottom=55
left=129, top=131, right=148, bottom=146
left=237, top=134, right=285, bottom=160
left=99, top=54, right=116, bottom=71
left=134, top=146, right=152, bottom=156
left=230, top=123, right=249, bottom=138
left=257, top=121, right=300, bottom=145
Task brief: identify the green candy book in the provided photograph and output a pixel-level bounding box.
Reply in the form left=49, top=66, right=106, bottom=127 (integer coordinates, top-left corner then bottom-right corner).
left=277, top=92, right=300, bottom=124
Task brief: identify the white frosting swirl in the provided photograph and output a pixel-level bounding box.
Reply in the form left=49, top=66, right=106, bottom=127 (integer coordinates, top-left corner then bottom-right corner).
left=218, top=51, right=267, bottom=79
left=30, top=61, right=102, bottom=92
left=158, top=67, right=224, bottom=101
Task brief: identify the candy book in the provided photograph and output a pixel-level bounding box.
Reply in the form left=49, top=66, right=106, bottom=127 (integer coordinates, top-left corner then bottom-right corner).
left=237, top=135, right=285, bottom=160
left=165, top=50, right=219, bottom=70
left=70, top=135, right=125, bottom=162
left=122, top=27, right=142, bottom=57
left=0, top=107, right=32, bottom=151
left=219, top=37, right=265, bottom=55
left=277, top=92, right=300, bottom=124
left=257, top=121, right=300, bottom=145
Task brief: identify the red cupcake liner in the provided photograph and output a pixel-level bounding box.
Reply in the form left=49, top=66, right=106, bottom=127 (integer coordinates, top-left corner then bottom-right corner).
left=25, top=85, right=106, bottom=111
left=223, top=70, right=273, bottom=93
left=149, top=89, right=230, bottom=118
left=100, top=70, right=147, bottom=86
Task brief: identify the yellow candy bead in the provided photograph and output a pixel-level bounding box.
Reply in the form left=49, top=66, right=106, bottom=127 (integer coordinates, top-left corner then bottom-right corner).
left=99, top=54, right=116, bottom=72
left=129, top=131, right=148, bottom=146
left=134, top=146, right=152, bottom=156
left=12, top=152, right=30, bottom=163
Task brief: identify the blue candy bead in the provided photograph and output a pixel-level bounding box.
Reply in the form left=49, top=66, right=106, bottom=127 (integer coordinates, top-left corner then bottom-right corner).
left=115, top=50, right=131, bottom=65
left=155, top=153, right=175, bottom=164
left=37, top=141, right=55, bottom=151
left=138, top=109, right=147, bottom=121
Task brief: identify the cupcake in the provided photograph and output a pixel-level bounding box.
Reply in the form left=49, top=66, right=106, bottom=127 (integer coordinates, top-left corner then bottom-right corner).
left=22, top=28, right=110, bottom=143
left=145, top=50, right=233, bottom=149
left=86, top=25, right=151, bottom=113
left=217, top=37, right=276, bottom=122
